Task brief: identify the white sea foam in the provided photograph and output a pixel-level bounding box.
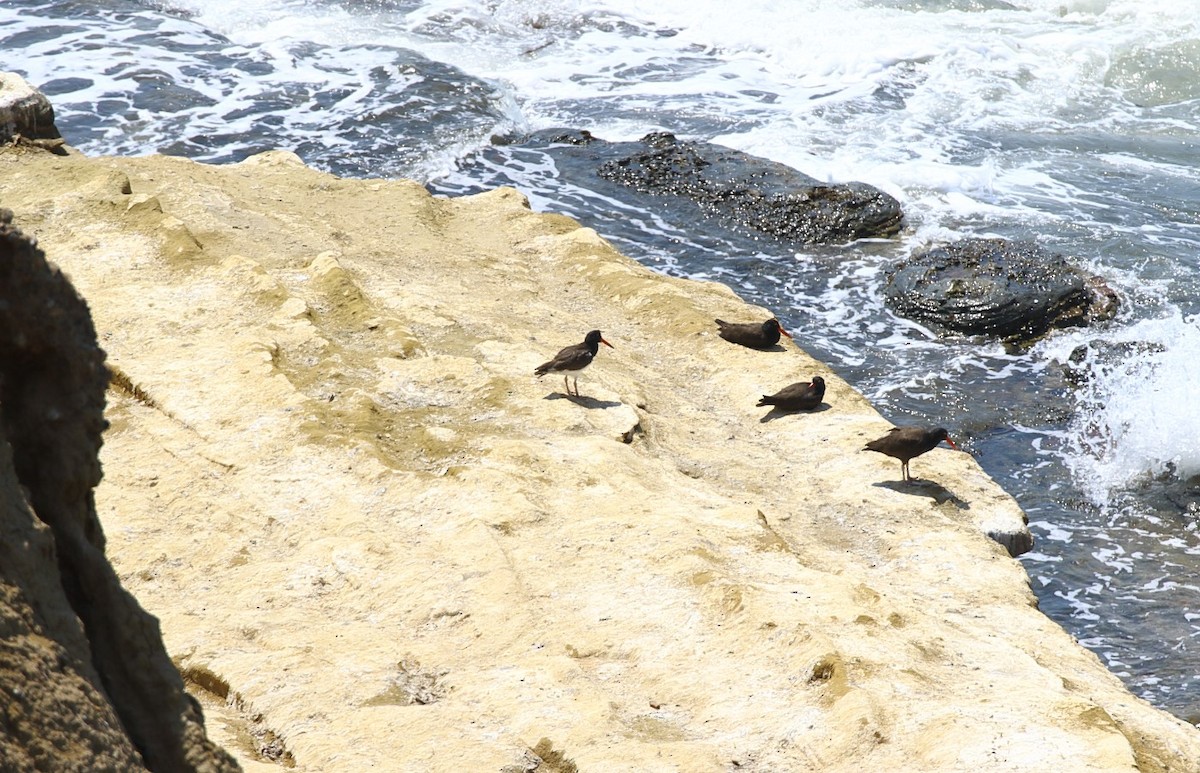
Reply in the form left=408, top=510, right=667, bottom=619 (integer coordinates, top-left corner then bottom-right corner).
left=1043, top=312, right=1200, bottom=506
left=50, top=0, right=1199, bottom=234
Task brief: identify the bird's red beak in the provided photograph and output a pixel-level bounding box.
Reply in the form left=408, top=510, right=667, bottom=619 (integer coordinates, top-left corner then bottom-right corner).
left=944, top=436, right=958, bottom=450
left=777, top=321, right=793, bottom=338
left=601, top=337, right=614, bottom=349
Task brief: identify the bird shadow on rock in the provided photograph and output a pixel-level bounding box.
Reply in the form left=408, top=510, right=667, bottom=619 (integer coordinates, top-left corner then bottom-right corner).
left=873, top=479, right=970, bottom=509
left=758, top=403, right=831, bottom=423
left=544, top=392, right=623, bottom=409
left=723, top=343, right=789, bottom=353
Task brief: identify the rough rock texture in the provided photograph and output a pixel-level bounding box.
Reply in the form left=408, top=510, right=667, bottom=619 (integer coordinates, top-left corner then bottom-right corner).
left=514, top=129, right=903, bottom=244
left=596, top=131, right=903, bottom=243
left=884, top=238, right=1120, bottom=343
left=0, top=72, right=63, bottom=145
left=0, top=211, right=238, bottom=772
left=0, top=146, right=1197, bottom=772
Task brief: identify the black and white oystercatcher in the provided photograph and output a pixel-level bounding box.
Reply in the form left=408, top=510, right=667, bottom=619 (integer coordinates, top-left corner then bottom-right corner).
left=863, top=426, right=957, bottom=482
left=715, top=317, right=792, bottom=350
left=757, top=376, right=826, bottom=411
left=534, top=329, right=613, bottom=397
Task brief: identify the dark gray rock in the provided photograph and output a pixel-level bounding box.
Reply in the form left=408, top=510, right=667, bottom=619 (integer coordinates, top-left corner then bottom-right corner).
left=596, top=132, right=903, bottom=244
left=511, top=129, right=903, bottom=245
left=883, top=238, right=1119, bottom=343
left=0, top=210, right=239, bottom=772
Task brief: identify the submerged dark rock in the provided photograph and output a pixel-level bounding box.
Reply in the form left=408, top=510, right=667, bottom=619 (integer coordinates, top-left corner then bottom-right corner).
left=514, top=129, right=903, bottom=245
left=883, top=238, right=1119, bottom=344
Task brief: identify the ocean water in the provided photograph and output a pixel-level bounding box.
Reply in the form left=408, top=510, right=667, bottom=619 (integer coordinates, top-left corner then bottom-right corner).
left=4, top=0, right=1200, bottom=721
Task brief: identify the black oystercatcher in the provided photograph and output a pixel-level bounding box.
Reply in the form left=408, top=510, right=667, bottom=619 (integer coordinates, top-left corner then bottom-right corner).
left=757, top=376, right=826, bottom=411
left=715, top=317, right=792, bottom=350
left=863, top=426, right=957, bottom=483
left=534, top=329, right=613, bottom=397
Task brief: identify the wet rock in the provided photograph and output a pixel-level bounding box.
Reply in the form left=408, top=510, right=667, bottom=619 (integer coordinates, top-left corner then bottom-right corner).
left=1060, top=339, right=1166, bottom=386
left=500, top=128, right=597, bottom=147
left=883, top=238, right=1119, bottom=343
left=979, top=509, right=1034, bottom=557
left=598, top=132, right=903, bottom=243
left=516, top=129, right=903, bottom=245
left=0, top=210, right=237, bottom=772
left=0, top=71, right=63, bottom=148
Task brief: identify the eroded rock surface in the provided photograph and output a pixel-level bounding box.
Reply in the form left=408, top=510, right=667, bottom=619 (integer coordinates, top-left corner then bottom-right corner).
left=0, top=210, right=238, bottom=772
left=884, top=238, right=1120, bottom=343
left=0, top=146, right=1195, bottom=772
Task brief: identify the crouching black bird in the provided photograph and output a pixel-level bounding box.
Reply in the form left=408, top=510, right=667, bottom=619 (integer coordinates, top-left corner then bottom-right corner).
left=716, top=317, right=792, bottom=350
left=757, top=376, right=825, bottom=411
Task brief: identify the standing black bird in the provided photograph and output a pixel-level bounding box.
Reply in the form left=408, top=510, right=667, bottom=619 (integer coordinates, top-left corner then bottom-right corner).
left=756, top=376, right=826, bottom=411
left=534, top=329, right=613, bottom=397
left=715, top=317, right=792, bottom=350
left=863, top=426, right=958, bottom=482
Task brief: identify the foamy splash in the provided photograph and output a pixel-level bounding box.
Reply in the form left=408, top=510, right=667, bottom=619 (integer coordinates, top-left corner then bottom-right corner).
left=1044, top=313, right=1200, bottom=507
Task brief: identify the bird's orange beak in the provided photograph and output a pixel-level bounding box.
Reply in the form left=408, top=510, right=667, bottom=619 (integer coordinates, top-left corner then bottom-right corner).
left=601, top=337, right=614, bottom=349
left=944, top=436, right=958, bottom=450
left=777, top=321, right=793, bottom=338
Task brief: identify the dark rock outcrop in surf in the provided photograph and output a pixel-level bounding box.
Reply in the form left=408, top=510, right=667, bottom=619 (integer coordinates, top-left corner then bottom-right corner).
left=597, top=132, right=903, bottom=244
left=883, top=238, right=1119, bottom=344
left=507, top=129, right=904, bottom=245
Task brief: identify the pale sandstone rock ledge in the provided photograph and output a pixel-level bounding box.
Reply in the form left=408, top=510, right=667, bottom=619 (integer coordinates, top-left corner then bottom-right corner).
left=1, top=145, right=1198, bottom=772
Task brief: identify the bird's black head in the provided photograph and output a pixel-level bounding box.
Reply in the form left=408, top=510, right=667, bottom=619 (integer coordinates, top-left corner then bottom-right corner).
left=933, top=427, right=958, bottom=449
left=766, top=318, right=793, bottom=339
left=585, top=329, right=614, bottom=349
